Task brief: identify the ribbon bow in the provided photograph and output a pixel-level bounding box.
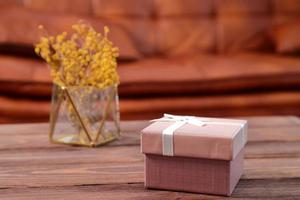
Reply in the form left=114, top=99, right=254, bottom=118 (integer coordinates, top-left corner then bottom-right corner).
left=151, top=114, right=209, bottom=156
left=151, top=114, right=245, bottom=156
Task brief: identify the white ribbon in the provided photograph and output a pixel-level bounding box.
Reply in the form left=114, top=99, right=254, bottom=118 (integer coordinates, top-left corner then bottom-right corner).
left=151, top=114, right=245, bottom=156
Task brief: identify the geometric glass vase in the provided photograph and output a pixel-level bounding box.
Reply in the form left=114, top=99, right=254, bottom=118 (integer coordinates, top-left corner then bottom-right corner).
left=49, top=84, right=120, bottom=147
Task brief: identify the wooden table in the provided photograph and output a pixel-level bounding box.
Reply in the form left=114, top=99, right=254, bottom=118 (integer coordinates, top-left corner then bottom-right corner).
left=0, top=116, right=300, bottom=199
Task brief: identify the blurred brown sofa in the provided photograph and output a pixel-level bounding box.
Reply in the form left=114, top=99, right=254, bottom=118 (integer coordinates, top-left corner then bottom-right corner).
left=0, top=0, right=300, bottom=123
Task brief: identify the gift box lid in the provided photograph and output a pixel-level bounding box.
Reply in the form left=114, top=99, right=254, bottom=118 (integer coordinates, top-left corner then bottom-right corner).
left=141, top=114, right=247, bottom=161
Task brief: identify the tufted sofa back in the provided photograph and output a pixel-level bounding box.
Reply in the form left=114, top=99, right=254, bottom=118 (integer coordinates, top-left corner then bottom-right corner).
left=1, top=0, right=300, bottom=57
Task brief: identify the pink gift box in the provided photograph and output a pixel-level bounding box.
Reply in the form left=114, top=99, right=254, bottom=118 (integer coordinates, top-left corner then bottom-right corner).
left=141, top=115, right=247, bottom=196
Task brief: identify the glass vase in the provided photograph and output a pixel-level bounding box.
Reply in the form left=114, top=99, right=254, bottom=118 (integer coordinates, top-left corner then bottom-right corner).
left=49, top=84, right=120, bottom=147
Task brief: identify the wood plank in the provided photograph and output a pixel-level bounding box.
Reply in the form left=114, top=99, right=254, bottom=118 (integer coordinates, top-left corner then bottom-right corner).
left=0, top=143, right=299, bottom=188
left=0, top=125, right=144, bottom=151
left=245, top=141, right=300, bottom=158
left=248, top=126, right=300, bottom=142
left=233, top=178, right=300, bottom=199
left=0, top=116, right=299, bottom=135
left=0, top=179, right=299, bottom=200
left=0, top=183, right=226, bottom=200
left=245, top=115, right=300, bottom=127
left=0, top=117, right=300, bottom=151
left=0, top=133, right=300, bottom=158
left=244, top=157, right=300, bottom=179
left=0, top=117, right=299, bottom=199
left=0, top=158, right=295, bottom=187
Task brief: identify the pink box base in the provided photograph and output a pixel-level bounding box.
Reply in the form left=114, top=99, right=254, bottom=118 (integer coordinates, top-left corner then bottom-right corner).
left=145, top=149, right=244, bottom=196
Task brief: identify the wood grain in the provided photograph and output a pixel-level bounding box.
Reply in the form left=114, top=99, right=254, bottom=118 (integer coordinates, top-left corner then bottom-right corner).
left=0, top=116, right=299, bottom=199
left=1, top=179, right=300, bottom=200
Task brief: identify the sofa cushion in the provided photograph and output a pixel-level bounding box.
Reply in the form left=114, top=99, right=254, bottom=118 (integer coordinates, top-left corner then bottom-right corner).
left=270, top=22, right=300, bottom=54
left=273, top=0, right=300, bottom=14
left=0, top=56, right=50, bottom=83
left=120, top=91, right=300, bottom=119
left=154, top=0, right=212, bottom=17
left=216, top=16, right=272, bottom=53
left=1, top=90, right=300, bottom=123
left=109, top=18, right=157, bottom=55
left=118, top=53, right=300, bottom=96
left=24, top=0, right=92, bottom=15
left=215, top=0, right=271, bottom=14
left=92, top=0, right=153, bottom=17
left=215, top=0, right=271, bottom=15
left=0, top=96, right=50, bottom=121
left=1, top=53, right=300, bottom=98
left=156, top=18, right=216, bottom=55
left=1, top=52, right=300, bottom=122
left=0, top=6, right=141, bottom=61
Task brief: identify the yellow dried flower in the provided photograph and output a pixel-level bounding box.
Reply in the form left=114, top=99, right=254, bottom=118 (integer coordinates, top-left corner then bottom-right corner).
left=35, top=22, right=119, bottom=89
